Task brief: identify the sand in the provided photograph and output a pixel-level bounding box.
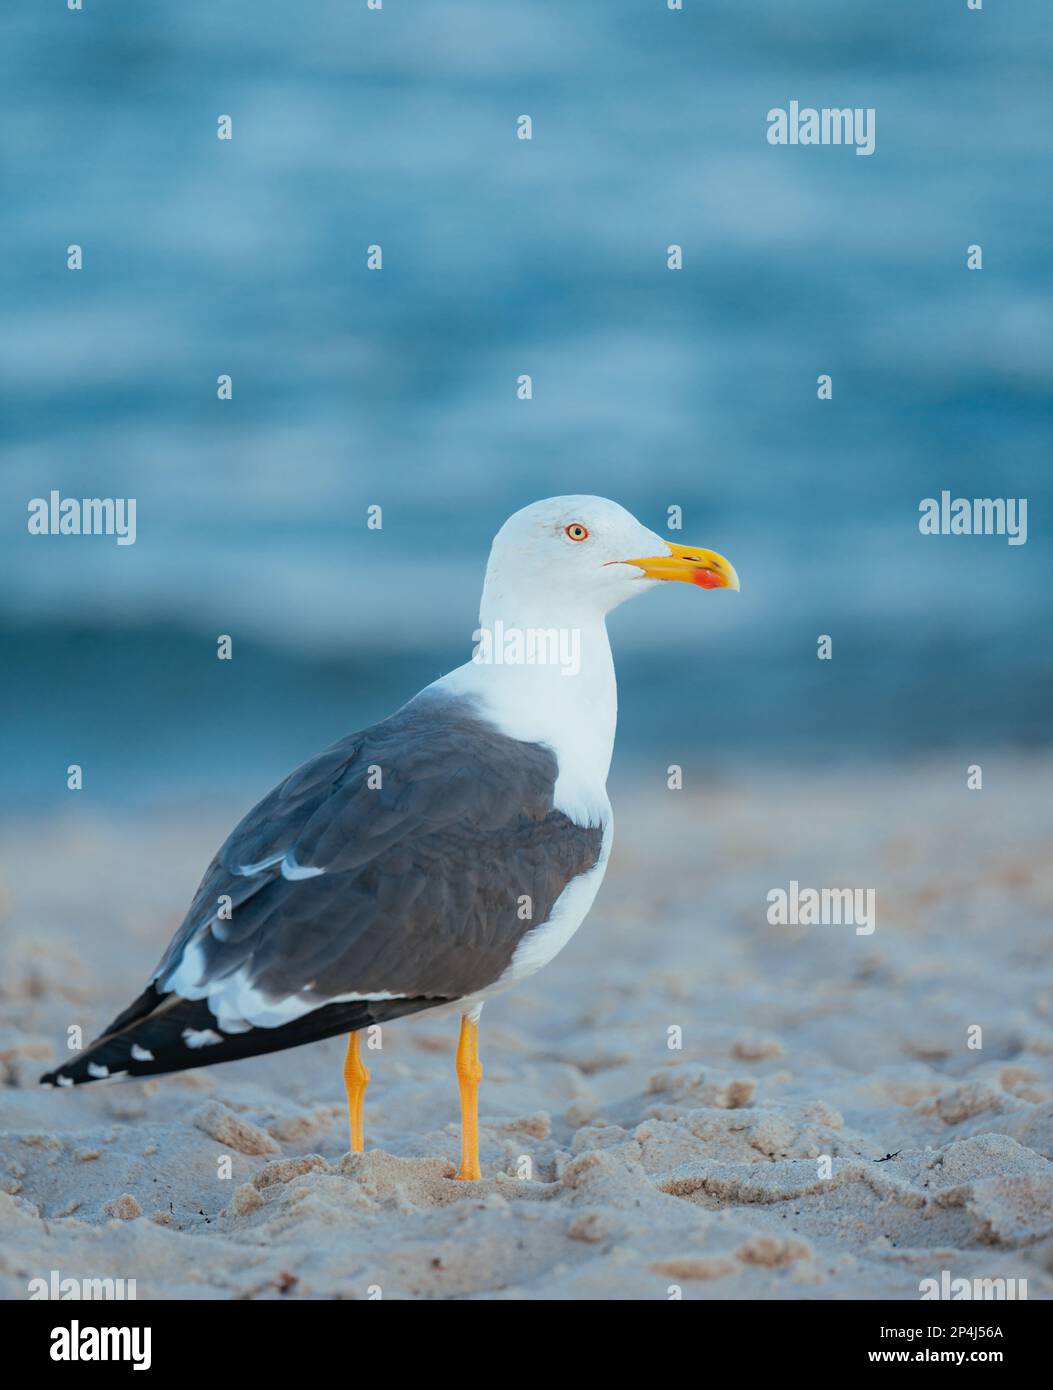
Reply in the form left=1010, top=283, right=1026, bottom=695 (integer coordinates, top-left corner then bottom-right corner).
left=1, top=760, right=1051, bottom=1300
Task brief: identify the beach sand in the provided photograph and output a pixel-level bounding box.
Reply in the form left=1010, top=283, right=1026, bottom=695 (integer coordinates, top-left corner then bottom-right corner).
left=1, top=760, right=1051, bottom=1300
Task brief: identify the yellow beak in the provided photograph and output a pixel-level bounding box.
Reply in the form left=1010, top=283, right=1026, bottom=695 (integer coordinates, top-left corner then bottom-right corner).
left=620, top=542, right=740, bottom=591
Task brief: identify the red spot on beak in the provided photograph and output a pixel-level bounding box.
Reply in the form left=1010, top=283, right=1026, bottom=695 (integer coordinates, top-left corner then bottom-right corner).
left=693, top=568, right=723, bottom=589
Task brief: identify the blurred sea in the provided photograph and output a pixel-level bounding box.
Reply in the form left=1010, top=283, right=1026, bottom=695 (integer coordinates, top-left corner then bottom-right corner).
left=1, top=0, right=1050, bottom=809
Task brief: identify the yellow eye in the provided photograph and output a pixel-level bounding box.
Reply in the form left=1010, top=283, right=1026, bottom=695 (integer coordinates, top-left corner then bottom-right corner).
left=565, top=523, right=589, bottom=542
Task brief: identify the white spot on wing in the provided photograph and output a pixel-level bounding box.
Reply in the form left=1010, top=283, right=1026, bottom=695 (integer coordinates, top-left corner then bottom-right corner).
left=157, top=937, right=208, bottom=995
left=211, top=1008, right=252, bottom=1034
left=130, top=1043, right=154, bottom=1062
left=281, top=856, right=324, bottom=881
left=231, top=850, right=324, bottom=880
left=57, top=1075, right=74, bottom=1088
left=182, top=1027, right=223, bottom=1048
left=87, top=1062, right=110, bottom=1078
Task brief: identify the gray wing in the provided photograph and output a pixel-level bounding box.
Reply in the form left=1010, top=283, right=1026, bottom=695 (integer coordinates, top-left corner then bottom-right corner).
left=154, top=690, right=604, bottom=1024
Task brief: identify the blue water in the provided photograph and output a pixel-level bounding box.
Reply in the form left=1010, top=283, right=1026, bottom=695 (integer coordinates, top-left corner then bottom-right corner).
left=2, top=0, right=1050, bottom=807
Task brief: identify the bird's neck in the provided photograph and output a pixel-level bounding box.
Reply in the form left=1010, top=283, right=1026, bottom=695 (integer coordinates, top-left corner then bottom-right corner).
left=439, top=609, right=617, bottom=825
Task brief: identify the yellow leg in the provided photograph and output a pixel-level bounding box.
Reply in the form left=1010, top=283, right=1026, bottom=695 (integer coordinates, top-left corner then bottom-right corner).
left=342, top=1031, right=370, bottom=1153
left=455, top=1014, right=483, bottom=1180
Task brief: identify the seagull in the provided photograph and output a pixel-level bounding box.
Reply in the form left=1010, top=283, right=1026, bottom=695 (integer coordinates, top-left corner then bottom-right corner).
left=42, top=496, right=739, bottom=1180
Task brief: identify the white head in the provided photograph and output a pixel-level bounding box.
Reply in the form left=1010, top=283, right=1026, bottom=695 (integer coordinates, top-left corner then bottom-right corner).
left=479, top=495, right=739, bottom=628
